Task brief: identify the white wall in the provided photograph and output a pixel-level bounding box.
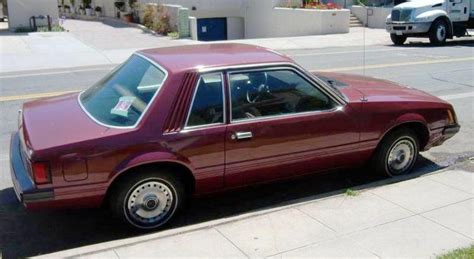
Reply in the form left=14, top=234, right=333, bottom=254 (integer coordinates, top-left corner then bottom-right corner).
left=227, top=17, right=244, bottom=40
left=7, top=0, right=59, bottom=31
left=189, top=16, right=197, bottom=40
left=351, top=5, right=391, bottom=28
left=245, top=0, right=349, bottom=38
left=138, top=0, right=245, bottom=18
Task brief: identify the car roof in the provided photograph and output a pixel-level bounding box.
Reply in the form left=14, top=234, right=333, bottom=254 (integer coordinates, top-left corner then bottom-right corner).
left=137, top=43, right=293, bottom=73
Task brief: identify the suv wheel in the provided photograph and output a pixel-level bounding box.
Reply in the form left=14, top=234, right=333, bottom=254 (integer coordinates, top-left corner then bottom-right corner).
left=110, top=170, right=185, bottom=230
left=390, top=33, right=407, bottom=45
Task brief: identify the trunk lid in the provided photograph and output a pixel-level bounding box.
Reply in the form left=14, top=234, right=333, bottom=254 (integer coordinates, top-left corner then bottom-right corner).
left=21, top=93, right=108, bottom=160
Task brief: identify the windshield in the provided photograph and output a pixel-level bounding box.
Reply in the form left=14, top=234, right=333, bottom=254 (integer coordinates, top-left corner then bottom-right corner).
left=79, top=55, right=167, bottom=127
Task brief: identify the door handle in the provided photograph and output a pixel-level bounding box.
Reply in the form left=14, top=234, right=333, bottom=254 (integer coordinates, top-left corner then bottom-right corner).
left=232, top=131, right=253, bottom=140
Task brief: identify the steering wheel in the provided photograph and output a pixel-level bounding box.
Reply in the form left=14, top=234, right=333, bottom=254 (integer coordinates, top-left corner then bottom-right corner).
left=246, top=72, right=269, bottom=103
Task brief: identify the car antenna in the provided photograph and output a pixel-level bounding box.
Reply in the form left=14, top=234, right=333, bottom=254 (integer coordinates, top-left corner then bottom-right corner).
left=363, top=7, right=367, bottom=77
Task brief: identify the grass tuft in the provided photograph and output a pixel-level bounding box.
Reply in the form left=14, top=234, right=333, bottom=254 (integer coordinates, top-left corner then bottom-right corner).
left=167, top=31, right=179, bottom=39
left=437, top=244, right=474, bottom=259
left=345, top=188, right=359, bottom=196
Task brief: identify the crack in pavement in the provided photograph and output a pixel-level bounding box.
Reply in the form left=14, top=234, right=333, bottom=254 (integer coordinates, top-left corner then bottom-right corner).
left=429, top=73, right=474, bottom=88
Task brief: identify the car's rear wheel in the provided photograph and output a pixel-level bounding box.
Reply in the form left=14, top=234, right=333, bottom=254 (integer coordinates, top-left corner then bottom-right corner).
left=390, top=33, right=407, bottom=45
left=110, top=170, right=185, bottom=230
left=373, top=129, right=419, bottom=177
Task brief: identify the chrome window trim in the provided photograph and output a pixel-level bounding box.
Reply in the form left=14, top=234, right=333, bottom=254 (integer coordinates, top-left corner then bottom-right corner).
left=78, top=53, right=169, bottom=129
left=226, top=66, right=343, bottom=123
left=183, top=72, right=226, bottom=130
left=230, top=106, right=343, bottom=124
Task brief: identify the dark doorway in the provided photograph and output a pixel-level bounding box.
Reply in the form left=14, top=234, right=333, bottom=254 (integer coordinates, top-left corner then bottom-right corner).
left=197, top=18, right=227, bottom=41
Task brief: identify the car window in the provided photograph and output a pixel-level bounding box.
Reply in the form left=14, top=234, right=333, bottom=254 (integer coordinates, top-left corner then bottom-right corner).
left=229, top=69, right=333, bottom=121
left=186, top=73, right=224, bottom=127
left=80, top=55, right=167, bottom=127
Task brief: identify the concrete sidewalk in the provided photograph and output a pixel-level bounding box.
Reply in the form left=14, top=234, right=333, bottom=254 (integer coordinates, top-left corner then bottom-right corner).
left=38, top=167, right=473, bottom=258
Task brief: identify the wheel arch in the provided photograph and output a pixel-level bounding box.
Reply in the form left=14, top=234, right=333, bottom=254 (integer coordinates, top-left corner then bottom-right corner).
left=103, top=159, right=196, bottom=207
left=378, top=119, right=430, bottom=151
left=431, top=15, right=453, bottom=38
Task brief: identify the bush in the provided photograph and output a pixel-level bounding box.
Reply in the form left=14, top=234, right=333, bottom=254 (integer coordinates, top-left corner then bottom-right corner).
left=142, top=5, right=155, bottom=29
left=15, top=27, right=34, bottom=33
left=37, top=25, right=66, bottom=32
left=142, top=5, right=171, bottom=35
left=82, top=0, right=91, bottom=9
left=167, top=31, right=179, bottom=39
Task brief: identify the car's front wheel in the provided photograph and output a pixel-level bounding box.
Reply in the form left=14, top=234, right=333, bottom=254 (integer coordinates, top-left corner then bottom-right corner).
left=373, top=128, right=419, bottom=177
left=390, top=33, right=407, bottom=45
left=110, top=170, right=185, bottom=230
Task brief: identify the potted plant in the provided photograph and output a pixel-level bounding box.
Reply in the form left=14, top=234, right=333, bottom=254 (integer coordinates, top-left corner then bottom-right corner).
left=83, top=0, right=93, bottom=16
left=79, top=5, right=85, bottom=15
left=64, top=5, right=71, bottom=13
left=70, top=0, right=76, bottom=14
left=95, top=6, right=102, bottom=17
left=114, top=1, right=125, bottom=18
left=59, top=0, right=65, bottom=12
left=123, top=13, right=133, bottom=23
left=128, top=0, right=139, bottom=23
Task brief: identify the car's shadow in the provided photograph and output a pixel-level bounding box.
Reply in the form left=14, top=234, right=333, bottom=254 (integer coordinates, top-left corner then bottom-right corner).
left=0, top=155, right=443, bottom=258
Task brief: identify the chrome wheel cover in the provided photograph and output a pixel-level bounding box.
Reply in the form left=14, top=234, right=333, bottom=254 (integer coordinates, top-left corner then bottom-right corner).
left=436, top=24, right=446, bottom=42
left=387, top=139, right=415, bottom=174
left=125, top=180, right=175, bottom=228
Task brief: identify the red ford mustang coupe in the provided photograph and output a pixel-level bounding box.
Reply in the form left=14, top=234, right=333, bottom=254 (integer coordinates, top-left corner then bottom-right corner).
left=10, top=44, right=459, bottom=229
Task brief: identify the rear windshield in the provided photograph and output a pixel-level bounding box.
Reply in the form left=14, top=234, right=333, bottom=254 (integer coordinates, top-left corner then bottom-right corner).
left=79, top=55, right=167, bottom=127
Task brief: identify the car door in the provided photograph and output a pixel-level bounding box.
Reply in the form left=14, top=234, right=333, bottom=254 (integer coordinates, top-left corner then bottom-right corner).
left=224, top=66, right=360, bottom=188
left=162, top=72, right=227, bottom=193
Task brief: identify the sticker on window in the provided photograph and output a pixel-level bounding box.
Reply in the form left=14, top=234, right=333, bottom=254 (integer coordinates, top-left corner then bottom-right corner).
left=111, top=96, right=136, bottom=117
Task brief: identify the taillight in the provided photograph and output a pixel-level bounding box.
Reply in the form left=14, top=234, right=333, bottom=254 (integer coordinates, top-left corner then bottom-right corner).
left=32, top=162, right=51, bottom=184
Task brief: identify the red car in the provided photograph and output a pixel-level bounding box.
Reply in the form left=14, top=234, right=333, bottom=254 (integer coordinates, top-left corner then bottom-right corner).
left=10, top=44, right=459, bottom=229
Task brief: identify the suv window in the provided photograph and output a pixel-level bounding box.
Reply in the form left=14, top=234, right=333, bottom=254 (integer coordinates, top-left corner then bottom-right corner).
left=186, top=73, right=225, bottom=127
left=229, top=69, right=333, bottom=121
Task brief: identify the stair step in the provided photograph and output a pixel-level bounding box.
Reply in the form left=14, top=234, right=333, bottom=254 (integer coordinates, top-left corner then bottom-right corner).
left=349, top=14, right=363, bottom=27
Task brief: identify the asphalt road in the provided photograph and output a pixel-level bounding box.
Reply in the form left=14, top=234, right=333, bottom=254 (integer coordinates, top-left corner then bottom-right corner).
left=0, top=41, right=473, bottom=258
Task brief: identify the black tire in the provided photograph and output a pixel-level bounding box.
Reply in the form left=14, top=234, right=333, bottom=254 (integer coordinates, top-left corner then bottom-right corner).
left=372, top=128, right=419, bottom=177
left=109, top=169, right=185, bottom=230
left=429, top=19, right=448, bottom=45
left=390, top=33, right=407, bottom=45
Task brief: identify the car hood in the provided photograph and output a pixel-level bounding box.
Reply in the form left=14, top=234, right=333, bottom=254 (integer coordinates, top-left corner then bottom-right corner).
left=20, top=93, right=111, bottom=159
left=314, top=72, right=446, bottom=104
left=394, top=0, right=443, bottom=9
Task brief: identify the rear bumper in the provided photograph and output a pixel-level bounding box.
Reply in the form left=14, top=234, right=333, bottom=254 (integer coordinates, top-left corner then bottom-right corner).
left=386, top=22, right=431, bottom=34
left=10, top=132, right=54, bottom=206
